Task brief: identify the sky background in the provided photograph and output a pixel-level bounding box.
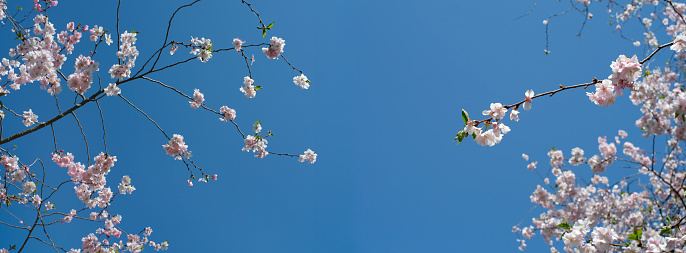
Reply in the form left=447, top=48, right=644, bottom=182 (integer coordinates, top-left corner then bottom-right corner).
left=0, top=0, right=669, bottom=252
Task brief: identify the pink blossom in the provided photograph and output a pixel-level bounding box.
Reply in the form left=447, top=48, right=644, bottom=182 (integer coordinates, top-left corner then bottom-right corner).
left=189, top=89, right=204, bottom=109
left=219, top=106, right=236, bottom=121
left=526, top=162, right=537, bottom=170
left=510, top=109, right=519, bottom=121
left=609, top=55, right=641, bottom=89
left=240, top=76, right=257, bottom=98
left=170, top=44, right=178, bottom=55
left=22, top=109, right=38, bottom=127
left=523, top=90, right=534, bottom=111
left=104, top=83, right=121, bottom=96
left=242, top=135, right=268, bottom=158
left=262, top=37, right=285, bottom=59
left=162, top=134, right=189, bottom=160
left=482, top=103, right=507, bottom=120
left=293, top=74, right=310, bottom=89
left=232, top=38, right=244, bottom=52
left=298, top=149, right=317, bottom=164
left=671, top=34, right=686, bottom=53
left=586, top=79, right=616, bottom=107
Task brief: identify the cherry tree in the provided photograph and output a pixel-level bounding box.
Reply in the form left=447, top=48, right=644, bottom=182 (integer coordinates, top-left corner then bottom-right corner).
left=457, top=0, right=686, bottom=252
left=0, top=0, right=316, bottom=252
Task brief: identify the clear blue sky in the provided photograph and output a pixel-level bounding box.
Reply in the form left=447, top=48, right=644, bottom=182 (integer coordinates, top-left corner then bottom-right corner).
left=1, top=0, right=661, bottom=252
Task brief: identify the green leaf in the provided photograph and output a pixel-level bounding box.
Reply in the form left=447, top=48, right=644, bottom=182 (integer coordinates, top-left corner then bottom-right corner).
left=10, top=245, right=16, bottom=250
left=454, top=131, right=469, bottom=144
left=305, top=80, right=311, bottom=84
left=262, top=29, right=266, bottom=38
left=267, top=22, right=274, bottom=29
left=255, top=86, right=263, bottom=91
left=16, top=6, right=22, bottom=10
left=660, top=227, right=671, bottom=236
left=636, top=228, right=642, bottom=239
left=472, top=133, right=476, bottom=139
left=461, top=109, right=469, bottom=124
left=255, top=120, right=261, bottom=125
left=627, top=233, right=638, bottom=241
left=666, top=216, right=671, bottom=226
left=557, top=222, right=571, bottom=230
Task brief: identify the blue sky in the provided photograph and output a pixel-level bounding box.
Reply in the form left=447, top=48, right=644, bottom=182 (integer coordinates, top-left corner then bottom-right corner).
left=0, top=0, right=666, bottom=252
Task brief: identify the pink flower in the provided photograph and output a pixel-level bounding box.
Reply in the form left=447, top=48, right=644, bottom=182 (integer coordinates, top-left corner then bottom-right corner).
left=189, top=89, right=204, bottom=109
left=293, top=74, right=310, bottom=89
left=463, top=120, right=481, bottom=135
left=510, top=109, right=519, bottom=121
left=671, top=34, right=686, bottom=53
left=232, top=38, right=244, bottom=52
left=104, top=83, right=121, bottom=96
left=298, top=149, right=317, bottom=164
left=609, top=55, right=641, bottom=89
left=187, top=179, right=193, bottom=186
left=219, top=106, right=236, bottom=121
left=22, top=109, right=38, bottom=127
left=262, top=37, right=285, bottom=59
left=523, top=90, right=534, bottom=111
left=475, top=129, right=498, bottom=146
left=586, top=79, right=616, bottom=107
left=240, top=76, right=257, bottom=98
left=162, top=134, right=189, bottom=160
left=482, top=103, right=507, bottom=120
left=242, top=135, right=268, bottom=158
left=212, top=174, right=218, bottom=180
left=526, top=162, right=537, bottom=170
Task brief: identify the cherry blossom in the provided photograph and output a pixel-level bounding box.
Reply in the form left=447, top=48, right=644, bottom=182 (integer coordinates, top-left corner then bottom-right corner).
left=482, top=103, right=507, bottom=120
left=293, top=74, right=310, bottom=89
left=523, top=90, right=534, bottom=111
left=262, top=36, right=285, bottom=59
left=232, top=38, right=244, bottom=52
left=298, top=149, right=317, bottom=164
left=22, top=109, right=38, bottom=127
left=162, top=134, right=189, bottom=160
left=240, top=76, right=257, bottom=98
left=219, top=106, right=236, bottom=121
left=253, top=121, right=262, bottom=133
left=189, top=88, right=205, bottom=109
left=104, top=83, right=121, bottom=96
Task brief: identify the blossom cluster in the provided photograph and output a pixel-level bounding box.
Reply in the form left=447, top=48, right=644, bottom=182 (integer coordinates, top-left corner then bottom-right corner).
left=219, top=106, right=237, bottom=121
left=67, top=54, right=99, bottom=94
left=299, top=149, right=317, bottom=164
left=262, top=36, right=285, bottom=59
left=108, top=31, right=138, bottom=80
left=242, top=135, right=269, bottom=158
left=513, top=128, right=686, bottom=252
left=189, top=88, right=205, bottom=109
left=240, top=76, right=257, bottom=98
left=189, top=36, right=213, bottom=62
left=162, top=134, right=190, bottom=160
